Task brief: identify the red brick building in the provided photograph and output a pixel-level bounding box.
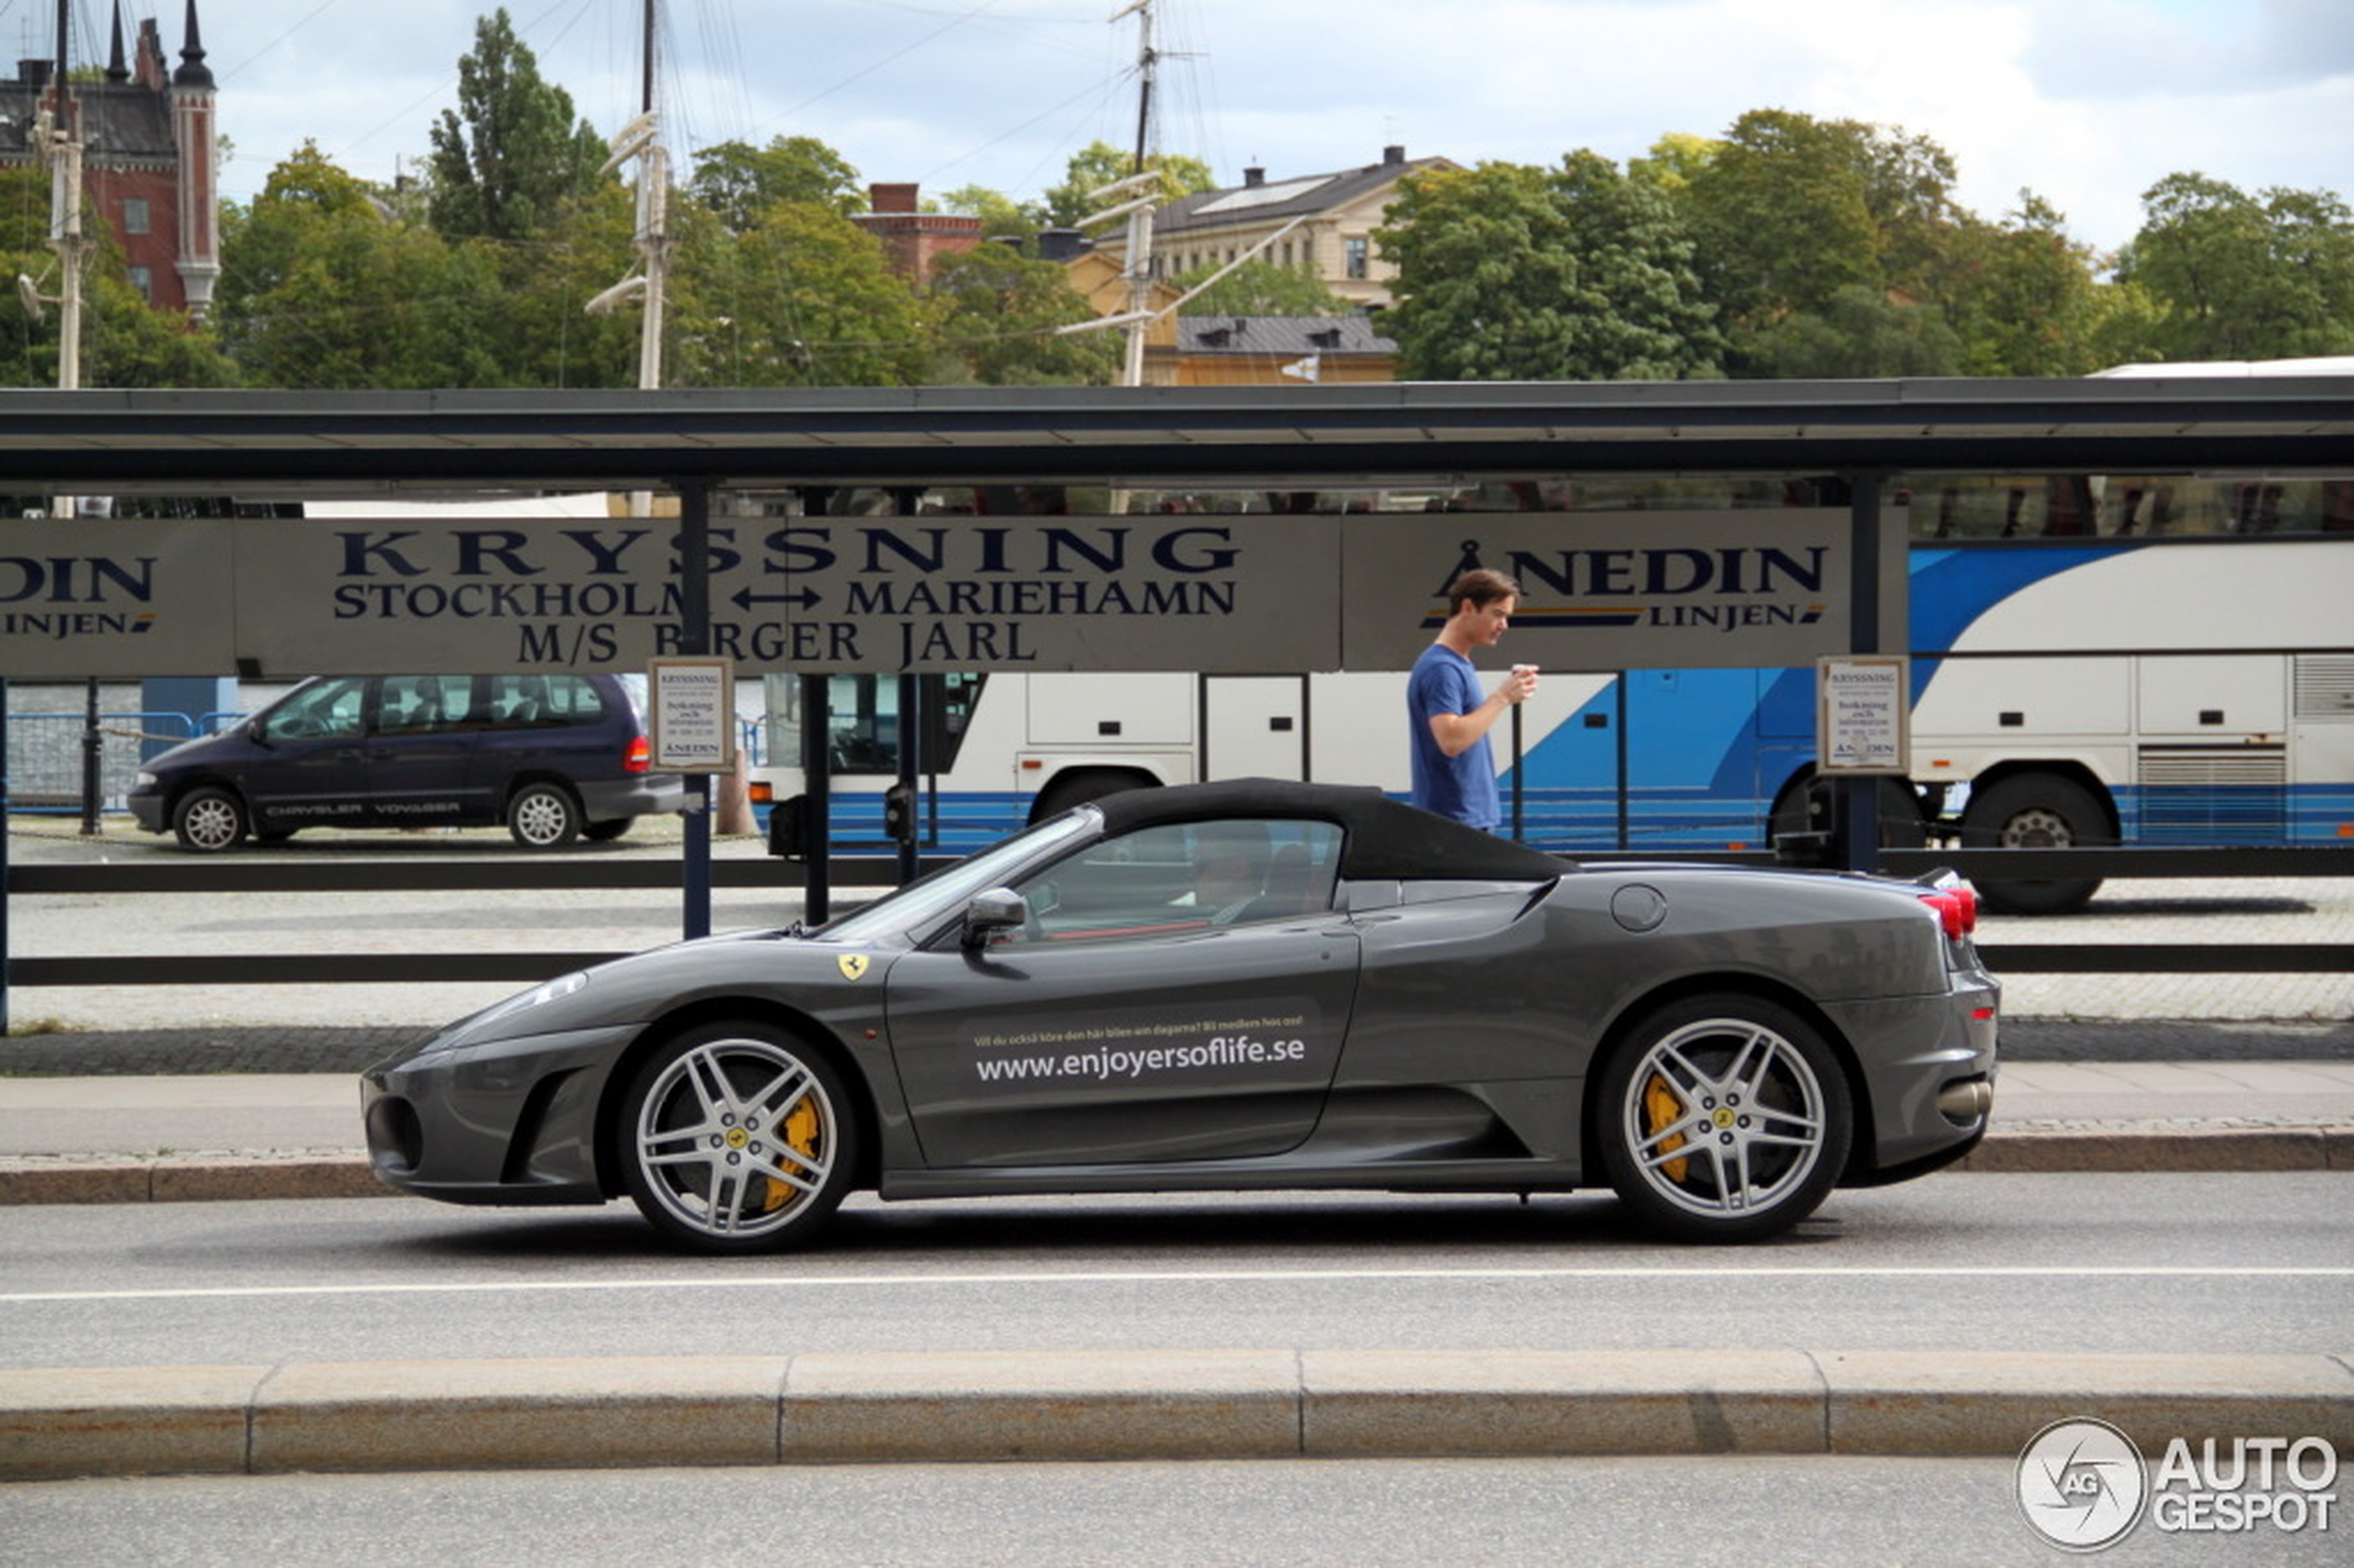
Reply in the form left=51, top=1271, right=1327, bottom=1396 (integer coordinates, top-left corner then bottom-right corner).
left=1, top=2, right=220, bottom=318
left=851, top=183, right=983, bottom=285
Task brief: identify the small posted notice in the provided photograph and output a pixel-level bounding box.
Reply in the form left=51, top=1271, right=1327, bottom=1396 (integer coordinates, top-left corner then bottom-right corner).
left=1816, top=655, right=1908, bottom=774
left=649, top=657, right=736, bottom=772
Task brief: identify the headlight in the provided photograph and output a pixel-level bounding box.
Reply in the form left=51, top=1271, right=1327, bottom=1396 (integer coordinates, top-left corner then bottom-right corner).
left=135, top=771, right=158, bottom=789
left=421, top=969, right=592, bottom=1053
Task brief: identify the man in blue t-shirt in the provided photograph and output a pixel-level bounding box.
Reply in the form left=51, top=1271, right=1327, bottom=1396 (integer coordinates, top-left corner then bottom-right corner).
left=1407, top=568, right=1537, bottom=830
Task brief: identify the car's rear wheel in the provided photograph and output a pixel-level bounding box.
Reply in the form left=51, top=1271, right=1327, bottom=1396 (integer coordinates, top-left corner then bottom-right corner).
left=171, top=786, right=249, bottom=853
left=618, top=1022, right=857, bottom=1253
left=507, top=781, right=582, bottom=849
left=1596, top=994, right=1851, bottom=1243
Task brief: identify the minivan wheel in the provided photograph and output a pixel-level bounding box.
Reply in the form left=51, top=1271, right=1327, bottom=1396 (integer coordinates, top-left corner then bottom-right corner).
left=507, top=782, right=582, bottom=849
left=172, top=787, right=249, bottom=853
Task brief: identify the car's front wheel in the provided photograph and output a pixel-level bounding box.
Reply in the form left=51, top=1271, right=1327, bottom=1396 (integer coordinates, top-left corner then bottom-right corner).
left=617, top=1022, right=858, bottom=1253
left=171, top=786, right=249, bottom=853
left=1596, top=995, right=1851, bottom=1243
left=507, top=781, right=582, bottom=849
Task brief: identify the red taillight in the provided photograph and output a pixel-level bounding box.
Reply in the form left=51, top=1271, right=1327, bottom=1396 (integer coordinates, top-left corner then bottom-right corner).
left=624, top=736, right=651, bottom=775
left=1919, top=883, right=1978, bottom=941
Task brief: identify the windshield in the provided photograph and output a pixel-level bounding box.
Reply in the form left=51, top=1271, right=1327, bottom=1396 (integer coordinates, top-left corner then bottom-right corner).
left=813, top=809, right=1097, bottom=944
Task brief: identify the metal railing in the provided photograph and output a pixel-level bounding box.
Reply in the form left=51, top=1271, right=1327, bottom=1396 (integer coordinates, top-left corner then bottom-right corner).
left=5, top=843, right=2349, bottom=992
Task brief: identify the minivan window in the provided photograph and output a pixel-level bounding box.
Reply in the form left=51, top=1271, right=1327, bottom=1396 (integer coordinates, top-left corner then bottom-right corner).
left=267, top=677, right=367, bottom=740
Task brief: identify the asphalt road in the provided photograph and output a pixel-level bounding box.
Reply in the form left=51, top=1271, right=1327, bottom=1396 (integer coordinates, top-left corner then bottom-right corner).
left=8, top=1454, right=2345, bottom=1567
left=5, top=1175, right=2348, bottom=1372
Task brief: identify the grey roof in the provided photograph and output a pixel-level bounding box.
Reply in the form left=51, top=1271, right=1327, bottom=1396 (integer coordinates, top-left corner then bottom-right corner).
left=1177, top=317, right=1398, bottom=358
left=1157, top=154, right=1456, bottom=237
left=0, top=378, right=2347, bottom=496
left=0, top=83, right=174, bottom=161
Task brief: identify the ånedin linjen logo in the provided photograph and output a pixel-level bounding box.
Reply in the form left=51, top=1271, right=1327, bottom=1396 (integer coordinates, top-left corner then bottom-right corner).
left=2019, top=1418, right=2146, bottom=1551
left=2018, top=1418, right=2341, bottom=1551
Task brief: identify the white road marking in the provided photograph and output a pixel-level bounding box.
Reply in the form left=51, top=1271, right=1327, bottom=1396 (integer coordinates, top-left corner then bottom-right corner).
left=4, top=1264, right=2348, bottom=1306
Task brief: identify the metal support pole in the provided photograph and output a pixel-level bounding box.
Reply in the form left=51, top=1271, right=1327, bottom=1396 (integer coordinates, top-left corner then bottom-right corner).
left=1838, top=473, right=1887, bottom=875
left=2, top=679, right=11, bottom=1035
left=801, top=673, right=832, bottom=926
left=79, top=677, right=100, bottom=836
left=677, top=481, right=713, bottom=940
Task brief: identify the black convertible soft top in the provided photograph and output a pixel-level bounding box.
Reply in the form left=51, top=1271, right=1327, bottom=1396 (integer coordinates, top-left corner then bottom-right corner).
left=1092, top=778, right=1567, bottom=883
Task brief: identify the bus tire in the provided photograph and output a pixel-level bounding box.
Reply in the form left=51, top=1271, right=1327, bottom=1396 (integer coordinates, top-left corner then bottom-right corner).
left=1768, top=775, right=1927, bottom=850
left=1031, top=769, right=1154, bottom=823
left=1962, top=773, right=2109, bottom=915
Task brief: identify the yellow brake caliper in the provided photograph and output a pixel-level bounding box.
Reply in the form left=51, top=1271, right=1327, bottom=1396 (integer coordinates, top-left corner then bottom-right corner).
left=761, top=1096, right=822, bottom=1212
left=1644, top=1074, right=1690, bottom=1182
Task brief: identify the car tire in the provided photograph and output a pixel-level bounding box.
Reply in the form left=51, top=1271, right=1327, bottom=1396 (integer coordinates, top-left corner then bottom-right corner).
left=171, top=786, right=250, bottom=853
left=617, top=1021, right=858, bottom=1254
left=507, top=782, right=582, bottom=849
left=1961, top=774, right=2110, bottom=915
left=1595, top=994, right=1851, bottom=1244
left=582, top=817, right=634, bottom=842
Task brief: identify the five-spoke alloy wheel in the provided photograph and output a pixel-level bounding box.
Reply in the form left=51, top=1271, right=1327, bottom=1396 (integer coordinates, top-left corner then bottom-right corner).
left=618, top=1022, right=857, bottom=1253
left=1597, top=994, right=1851, bottom=1243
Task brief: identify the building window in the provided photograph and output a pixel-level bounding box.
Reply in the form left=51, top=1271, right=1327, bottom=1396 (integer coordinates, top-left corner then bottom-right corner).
left=126, top=266, right=152, bottom=301
left=1345, top=236, right=1369, bottom=280
left=122, top=197, right=150, bottom=235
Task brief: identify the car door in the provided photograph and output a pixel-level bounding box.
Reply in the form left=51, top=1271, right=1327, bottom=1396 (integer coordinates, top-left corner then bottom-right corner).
left=362, top=676, right=478, bottom=825
left=882, top=817, right=1358, bottom=1169
left=241, top=677, right=374, bottom=831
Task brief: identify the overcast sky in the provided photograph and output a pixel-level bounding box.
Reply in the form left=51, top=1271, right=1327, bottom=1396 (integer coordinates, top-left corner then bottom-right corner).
left=84, top=0, right=2354, bottom=255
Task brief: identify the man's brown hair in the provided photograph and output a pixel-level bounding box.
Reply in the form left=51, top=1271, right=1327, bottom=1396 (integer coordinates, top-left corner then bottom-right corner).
left=1447, top=567, right=1521, bottom=613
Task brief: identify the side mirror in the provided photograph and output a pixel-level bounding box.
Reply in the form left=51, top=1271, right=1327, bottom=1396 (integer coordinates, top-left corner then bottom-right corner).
left=961, top=888, right=1028, bottom=950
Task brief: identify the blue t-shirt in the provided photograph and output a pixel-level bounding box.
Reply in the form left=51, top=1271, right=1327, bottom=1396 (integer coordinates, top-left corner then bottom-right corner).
left=1407, top=643, right=1498, bottom=829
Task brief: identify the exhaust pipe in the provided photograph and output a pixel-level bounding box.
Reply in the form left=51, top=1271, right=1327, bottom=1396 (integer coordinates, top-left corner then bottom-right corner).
left=1937, top=1077, right=1993, bottom=1124
left=1937, top=1078, right=1993, bottom=1120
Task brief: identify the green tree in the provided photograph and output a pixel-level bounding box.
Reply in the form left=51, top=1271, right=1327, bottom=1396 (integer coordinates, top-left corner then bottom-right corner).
left=1749, top=285, right=1960, bottom=377
left=676, top=198, right=930, bottom=386
left=425, top=8, right=612, bottom=245
left=926, top=245, right=1118, bottom=386
left=2114, top=173, right=2354, bottom=360
left=0, top=170, right=235, bottom=388
left=1934, top=194, right=2109, bottom=376
left=1170, top=259, right=1349, bottom=317
left=1040, top=140, right=1214, bottom=227
left=1378, top=154, right=1719, bottom=381
left=935, top=183, right=1043, bottom=244
left=215, top=145, right=510, bottom=388
left=689, top=136, right=866, bottom=232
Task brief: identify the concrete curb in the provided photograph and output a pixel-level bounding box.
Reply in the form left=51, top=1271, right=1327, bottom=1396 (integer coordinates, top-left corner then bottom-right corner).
left=6, top=1126, right=2352, bottom=1206
left=3, top=1350, right=2348, bottom=1480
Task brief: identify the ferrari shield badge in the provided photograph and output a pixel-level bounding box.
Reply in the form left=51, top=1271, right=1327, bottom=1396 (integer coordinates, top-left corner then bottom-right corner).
left=837, top=953, right=871, bottom=981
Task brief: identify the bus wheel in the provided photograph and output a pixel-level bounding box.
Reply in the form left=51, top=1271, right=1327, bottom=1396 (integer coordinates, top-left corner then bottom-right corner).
left=1031, top=769, right=1153, bottom=823
left=1962, top=774, right=2109, bottom=915
left=1768, top=776, right=1927, bottom=850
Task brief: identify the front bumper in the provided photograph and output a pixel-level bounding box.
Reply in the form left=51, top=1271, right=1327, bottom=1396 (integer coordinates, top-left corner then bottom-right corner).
left=127, top=790, right=167, bottom=833
left=361, top=1021, right=641, bottom=1206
